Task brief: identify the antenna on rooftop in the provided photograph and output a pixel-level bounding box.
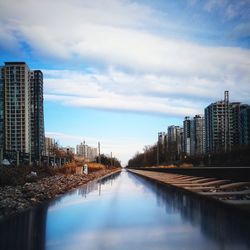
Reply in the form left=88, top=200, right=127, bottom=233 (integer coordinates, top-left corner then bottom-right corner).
left=224, top=90, right=230, bottom=152
left=224, top=90, right=229, bottom=104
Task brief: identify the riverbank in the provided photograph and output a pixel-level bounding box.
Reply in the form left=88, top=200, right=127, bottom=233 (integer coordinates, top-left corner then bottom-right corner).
left=0, top=168, right=121, bottom=218
left=129, top=169, right=250, bottom=212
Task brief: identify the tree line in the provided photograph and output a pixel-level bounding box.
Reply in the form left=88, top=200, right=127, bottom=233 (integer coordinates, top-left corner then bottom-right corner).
left=96, top=154, right=121, bottom=168
left=127, top=144, right=250, bottom=168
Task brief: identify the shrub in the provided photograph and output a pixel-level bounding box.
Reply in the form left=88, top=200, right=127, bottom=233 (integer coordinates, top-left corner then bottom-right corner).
left=88, top=163, right=106, bottom=173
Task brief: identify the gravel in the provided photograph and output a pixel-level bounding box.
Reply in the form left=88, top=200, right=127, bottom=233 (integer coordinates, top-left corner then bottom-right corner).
left=0, top=169, right=119, bottom=218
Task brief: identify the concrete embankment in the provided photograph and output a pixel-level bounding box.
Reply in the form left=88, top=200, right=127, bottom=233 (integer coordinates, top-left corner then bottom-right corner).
left=0, top=168, right=121, bottom=218
left=128, top=169, right=250, bottom=212
left=129, top=167, right=250, bottom=182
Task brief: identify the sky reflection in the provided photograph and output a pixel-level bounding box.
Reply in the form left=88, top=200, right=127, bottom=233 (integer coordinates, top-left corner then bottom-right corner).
left=0, top=170, right=250, bottom=250
left=45, top=171, right=250, bottom=250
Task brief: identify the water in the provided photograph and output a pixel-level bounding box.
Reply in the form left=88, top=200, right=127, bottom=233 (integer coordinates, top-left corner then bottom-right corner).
left=0, top=170, right=250, bottom=250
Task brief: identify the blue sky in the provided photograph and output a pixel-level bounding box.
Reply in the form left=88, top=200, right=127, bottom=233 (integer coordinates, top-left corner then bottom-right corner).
left=0, top=0, right=250, bottom=165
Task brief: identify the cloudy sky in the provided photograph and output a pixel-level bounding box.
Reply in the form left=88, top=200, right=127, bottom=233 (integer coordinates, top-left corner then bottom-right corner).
left=1, top=0, right=250, bottom=165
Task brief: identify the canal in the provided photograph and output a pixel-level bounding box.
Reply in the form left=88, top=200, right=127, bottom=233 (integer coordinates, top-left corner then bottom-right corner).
left=0, top=170, right=250, bottom=250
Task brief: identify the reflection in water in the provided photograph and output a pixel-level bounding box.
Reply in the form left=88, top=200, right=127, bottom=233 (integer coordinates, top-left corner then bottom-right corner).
left=0, top=206, right=47, bottom=250
left=0, top=170, right=249, bottom=250
left=132, top=174, right=250, bottom=249
left=77, top=172, right=120, bottom=198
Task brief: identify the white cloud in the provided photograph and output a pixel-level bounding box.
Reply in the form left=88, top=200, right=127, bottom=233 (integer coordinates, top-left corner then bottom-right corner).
left=0, top=23, right=21, bottom=52
left=187, top=0, right=198, bottom=6
left=203, top=0, right=250, bottom=20
left=1, top=0, right=250, bottom=162
left=43, top=62, right=250, bottom=118
left=43, top=69, right=201, bottom=116
left=47, top=225, right=198, bottom=250
left=0, top=0, right=155, bottom=59
left=1, top=0, right=249, bottom=81
left=230, top=22, right=250, bottom=39
left=204, top=0, right=226, bottom=12
left=0, top=0, right=249, bottom=73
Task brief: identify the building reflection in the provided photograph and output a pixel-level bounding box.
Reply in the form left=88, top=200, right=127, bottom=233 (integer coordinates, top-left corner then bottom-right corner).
left=133, top=174, right=250, bottom=249
left=77, top=171, right=121, bottom=198
left=0, top=205, right=48, bottom=250
left=2, top=171, right=249, bottom=250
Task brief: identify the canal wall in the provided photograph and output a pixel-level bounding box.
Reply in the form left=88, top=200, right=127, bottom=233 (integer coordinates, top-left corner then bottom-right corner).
left=128, top=167, right=250, bottom=182
left=128, top=169, right=250, bottom=215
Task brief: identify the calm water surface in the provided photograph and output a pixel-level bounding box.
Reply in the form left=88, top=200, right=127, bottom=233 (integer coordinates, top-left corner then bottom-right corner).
left=0, top=170, right=250, bottom=250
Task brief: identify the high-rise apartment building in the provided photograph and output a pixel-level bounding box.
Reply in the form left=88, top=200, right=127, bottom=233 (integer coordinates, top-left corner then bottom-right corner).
left=183, top=115, right=205, bottom=156
left=76, top=141, right=98, bottom=161
left=160, top=91, right=248, bottom=163
left=183, top=116, right=191, bottom=155
left=190, top=119, right=196, bottom=155
left=86, top=146, right=98, bottom=161
left=3, top=62, right=31, bottom=153
left=158, top=132, right=167, bottom=152
left=204, top=91, right=246, bottom=153
left=231, top=102, right=242, bottom=146
left=76, top=141, right=86, bottom=157
left=1, top=62, right=45, bottom=155
left=157, top=132, right=168, bottom=163
left=167, top=125, right=182, bottom=160
left=179, top=127, right=184, bottom=155
left=193, top=114, right=205, bottom=155
left=240, top=105, right=250, bottom=145
left=205, top=92, right=226, bottom=153
left=158, top=132, right=166, bottom=145
left=44, top=137, right=56, bottom=155
left=30, top=70, right=45, bottom=157
left=0, top=67, right=4, bottom=150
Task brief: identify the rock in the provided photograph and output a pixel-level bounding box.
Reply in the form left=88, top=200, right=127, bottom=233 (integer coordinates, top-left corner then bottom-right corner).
left=0, top=168, right=117, bottom=217
left=30, top=197, right=37, bottom=203
left=2, top=159, right=11, bottom=166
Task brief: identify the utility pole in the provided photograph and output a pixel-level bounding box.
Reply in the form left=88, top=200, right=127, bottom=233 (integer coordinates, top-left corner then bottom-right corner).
left=16, top=151, right=20, bottom=167
left=0, top=148, right=2, bottom=164
left=98, top=142, right=101, bottom=163
left=157, top=140, right=159, bottom=166
left=83, top=140, right=86, bottom=159
left=29, top=153, right=32, bottom=166
left=224, top=90, right=230, bottom=152
left=110, top=152, right=112, bottom=167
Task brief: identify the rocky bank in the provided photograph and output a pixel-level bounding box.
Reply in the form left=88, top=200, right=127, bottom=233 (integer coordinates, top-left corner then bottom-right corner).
left=0, top=168, right=120, bottom=218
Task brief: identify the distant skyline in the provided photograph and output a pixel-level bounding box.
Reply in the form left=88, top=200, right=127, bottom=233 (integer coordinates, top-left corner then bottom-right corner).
left=1, top=0, right=250, bottom=165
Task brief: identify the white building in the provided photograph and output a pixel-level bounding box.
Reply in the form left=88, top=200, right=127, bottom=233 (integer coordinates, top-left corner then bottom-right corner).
left=44, top=137, right=56, bottom=155
left=76, top=141, right=98, bottom=161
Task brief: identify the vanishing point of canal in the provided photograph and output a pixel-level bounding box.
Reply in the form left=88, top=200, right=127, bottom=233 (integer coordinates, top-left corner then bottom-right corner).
left=0, top=170, right=250, bottom=250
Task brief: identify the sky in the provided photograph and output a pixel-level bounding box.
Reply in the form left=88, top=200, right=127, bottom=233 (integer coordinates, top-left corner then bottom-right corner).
left=0, top=0, right=250, bottom=165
